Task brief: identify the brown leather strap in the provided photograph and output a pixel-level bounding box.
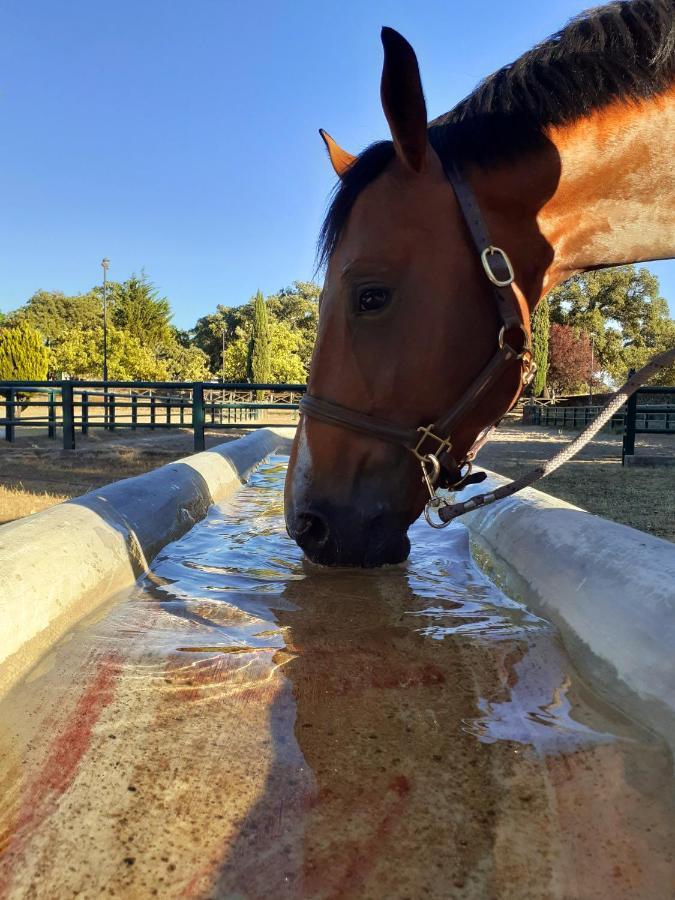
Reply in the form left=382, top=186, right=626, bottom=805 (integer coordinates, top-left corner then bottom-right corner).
left=299, top=394, right=418, bottom=448
left=299, top=162, right=531, bottom=489
left=443, top=162, right=523, bottom=332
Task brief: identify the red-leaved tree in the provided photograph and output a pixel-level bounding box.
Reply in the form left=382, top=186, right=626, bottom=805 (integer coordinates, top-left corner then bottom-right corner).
left=548, top=324, right=593, bottom=394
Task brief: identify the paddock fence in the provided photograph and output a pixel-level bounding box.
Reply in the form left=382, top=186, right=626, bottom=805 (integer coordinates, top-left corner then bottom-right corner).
left=523, top=384, right=675, bottom=465
left=0, top=381, right=307, bottom=452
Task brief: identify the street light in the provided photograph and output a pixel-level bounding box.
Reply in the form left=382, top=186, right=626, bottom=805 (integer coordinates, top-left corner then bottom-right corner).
left=101, top=258, right=110, bottom=383
left=589, top=331, right=597, bottom=407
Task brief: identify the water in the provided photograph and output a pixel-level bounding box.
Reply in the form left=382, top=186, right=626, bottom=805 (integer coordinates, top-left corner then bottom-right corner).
left=0, top=457, right=673, bottom=898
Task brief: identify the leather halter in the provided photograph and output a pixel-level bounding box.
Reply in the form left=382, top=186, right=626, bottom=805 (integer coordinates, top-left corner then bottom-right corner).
left=299, top=160, right=535, bottom=495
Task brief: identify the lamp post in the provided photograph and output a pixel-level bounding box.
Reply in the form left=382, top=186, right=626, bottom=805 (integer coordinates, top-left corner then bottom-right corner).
left=101, top=258, right=110, bottom=382
left=589, top=332, right=596, bottom=407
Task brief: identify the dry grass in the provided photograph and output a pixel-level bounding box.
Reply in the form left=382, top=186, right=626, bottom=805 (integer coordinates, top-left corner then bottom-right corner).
left=0, top=484, right=68, bottom=525
left=478, top=426, right=675, bottom=543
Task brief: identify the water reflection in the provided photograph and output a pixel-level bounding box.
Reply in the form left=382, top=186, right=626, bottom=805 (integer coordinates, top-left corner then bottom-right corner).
left=144, top=458, right=672, bottom=897
left=1, top=457, right=672, bottom=898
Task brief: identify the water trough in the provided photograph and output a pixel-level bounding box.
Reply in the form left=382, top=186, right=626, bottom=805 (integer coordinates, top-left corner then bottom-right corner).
left=0, top=429, right=673, bottom=897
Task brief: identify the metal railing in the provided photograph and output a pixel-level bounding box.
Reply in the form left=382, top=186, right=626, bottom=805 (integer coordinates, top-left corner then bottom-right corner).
left=0, top=381, right=306, bottom=452
left=622, top=385, right=675, bottom=465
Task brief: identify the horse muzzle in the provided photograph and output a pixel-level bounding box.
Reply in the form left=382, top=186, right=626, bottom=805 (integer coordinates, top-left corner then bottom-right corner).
left=286, top=502, right=411, bottom=567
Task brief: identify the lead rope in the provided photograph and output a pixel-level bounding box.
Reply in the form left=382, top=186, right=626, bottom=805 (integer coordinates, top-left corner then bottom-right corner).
left=424, top=345, right=675, bottom=526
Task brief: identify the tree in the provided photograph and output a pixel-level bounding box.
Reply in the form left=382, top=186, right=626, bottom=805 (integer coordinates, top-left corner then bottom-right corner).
left=247, top=290, right=272, bottom=385
left=547, top=324, right=593, bottom=395
left=531, top=296, right=550, bottom=397
left=547, top=266, right=674, bottom=385
left=266, top=281, right=320, bottom=369
left=222, top=321, right=305, bottom=382
left=10, top=289, right=102, bottom=344
left=110, top=273, right=172, bottom=350
left=51, top=324, right=169, bottom=380
left=0, top=322, right=49, bottom=380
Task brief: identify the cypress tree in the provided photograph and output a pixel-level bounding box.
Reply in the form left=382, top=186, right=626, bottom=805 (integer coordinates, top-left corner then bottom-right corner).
left=247, top=291, right=272, bottom=393
left=531, top=296, right=550, bottom=397
left=0, top=322, right=49, bottom=380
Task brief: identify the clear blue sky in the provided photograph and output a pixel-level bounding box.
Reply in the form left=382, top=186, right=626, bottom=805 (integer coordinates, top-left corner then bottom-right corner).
left=1, top=0, right=673, bottom=329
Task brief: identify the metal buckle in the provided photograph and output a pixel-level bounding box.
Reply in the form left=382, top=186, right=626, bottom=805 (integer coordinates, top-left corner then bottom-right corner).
left=498, top=323, right=531, bottom=357
left=412, top=425, right=452, bottom=462
left=481, top=246, right=515, bottom=287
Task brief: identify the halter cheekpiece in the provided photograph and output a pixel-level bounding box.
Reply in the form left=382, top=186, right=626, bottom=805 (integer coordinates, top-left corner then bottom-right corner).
left=299, top=161, right=536, bottom=525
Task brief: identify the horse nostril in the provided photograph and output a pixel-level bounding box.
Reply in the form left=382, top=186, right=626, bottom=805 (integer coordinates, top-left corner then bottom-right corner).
left=294, top=511, right=330, bottom=550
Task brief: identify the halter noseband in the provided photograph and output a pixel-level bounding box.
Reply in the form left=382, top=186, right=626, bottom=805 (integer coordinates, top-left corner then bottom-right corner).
left=299, top=161, right=536, bottom=519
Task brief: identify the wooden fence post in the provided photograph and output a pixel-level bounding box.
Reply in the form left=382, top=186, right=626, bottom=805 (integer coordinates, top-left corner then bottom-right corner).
left=131, top=394, right=138, bottom=430
left=62, top=383, right=75, bottom=450
left=192, top=383, right=205, bottom=452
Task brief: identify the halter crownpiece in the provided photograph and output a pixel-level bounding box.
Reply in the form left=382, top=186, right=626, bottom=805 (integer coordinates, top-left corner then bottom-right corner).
left=299, top=161, right=536, bottom=517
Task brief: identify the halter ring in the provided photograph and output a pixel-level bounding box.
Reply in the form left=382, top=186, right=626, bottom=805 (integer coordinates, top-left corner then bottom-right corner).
left=481, top=246, right=515, bottom=287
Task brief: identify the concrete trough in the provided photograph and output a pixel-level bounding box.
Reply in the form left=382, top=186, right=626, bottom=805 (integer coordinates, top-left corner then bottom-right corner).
left=454, top=471, right=675, bottom=752
left=0, top=427, right=294, bottom=697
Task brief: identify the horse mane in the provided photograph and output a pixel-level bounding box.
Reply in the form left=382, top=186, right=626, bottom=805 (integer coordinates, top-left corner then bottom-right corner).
left=319, top=0, right=675, bottom=266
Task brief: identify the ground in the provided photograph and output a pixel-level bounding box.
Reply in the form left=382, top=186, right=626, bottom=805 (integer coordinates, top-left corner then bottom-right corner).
left=0, top=423, right=673, bottom=542
left=477, top=426, right=675, bottom=543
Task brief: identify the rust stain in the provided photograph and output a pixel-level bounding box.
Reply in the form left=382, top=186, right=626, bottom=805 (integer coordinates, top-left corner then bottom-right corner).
left=0, top=652, right=121, bottom=893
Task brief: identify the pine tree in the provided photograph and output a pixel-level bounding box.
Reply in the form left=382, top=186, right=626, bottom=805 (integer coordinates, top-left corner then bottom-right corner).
left=247, top=291, right=272, bottom=390
left=531, top=296, right=550, bottom=397
left=0, top=322, right=49, bottom=380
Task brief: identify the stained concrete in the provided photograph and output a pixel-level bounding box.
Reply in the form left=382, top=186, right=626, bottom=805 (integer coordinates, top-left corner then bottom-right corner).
left=454, top=471, right=675, bottom=752
left=0, top=427, right=293, bottom=697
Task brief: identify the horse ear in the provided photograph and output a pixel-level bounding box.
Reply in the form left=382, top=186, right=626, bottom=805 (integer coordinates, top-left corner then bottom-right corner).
left=380, top=27, right=428, bottom=173
left=319, top=129, right=357, bottom=179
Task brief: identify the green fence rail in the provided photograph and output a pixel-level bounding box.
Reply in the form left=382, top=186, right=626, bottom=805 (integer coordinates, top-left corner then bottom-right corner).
left=0, top=381, right=306, bottom=452
left=524, top=383, right=675, bottom=465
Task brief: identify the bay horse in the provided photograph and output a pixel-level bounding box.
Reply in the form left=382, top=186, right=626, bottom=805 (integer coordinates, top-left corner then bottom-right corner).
left=285, top=0, right=675, bottom=567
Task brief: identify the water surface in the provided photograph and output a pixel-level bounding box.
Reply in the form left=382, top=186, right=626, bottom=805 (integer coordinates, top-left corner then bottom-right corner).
left=0, top=457, right=673, bottom=898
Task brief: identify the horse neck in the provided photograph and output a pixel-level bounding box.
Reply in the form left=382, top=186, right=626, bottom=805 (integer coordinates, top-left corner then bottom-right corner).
left=472, top=87, right=675, bottom=309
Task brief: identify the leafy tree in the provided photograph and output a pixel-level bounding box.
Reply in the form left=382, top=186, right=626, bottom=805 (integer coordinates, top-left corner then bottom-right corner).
left=266, top=281, right=320, bottom=369
left=531, top=296, right=550, bottom=397
left=0, top=322, right=49, bottom=380
left=160, top=337, right=210, bottom=381
left=547, top=266, right=674, bottom=384
left=10, top=289, right=102, bottom=344
left=51, top=324, right=169, bottom=380
left=547, top=324, right=593, bottom=395
left=247, top=290, right=272, bottom=385
left=222, top=321, right=305, bottom=382
left=192, top=305, right=253, bottom=373
left=110, top=273, right=172, bottom=350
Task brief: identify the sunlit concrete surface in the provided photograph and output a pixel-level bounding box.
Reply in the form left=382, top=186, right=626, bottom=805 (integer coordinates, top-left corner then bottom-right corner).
left=0, top=459, right=673, bottom=898
left=0, top=427, right=294, bottom=697
left=455, top=471, right=675, bottom=752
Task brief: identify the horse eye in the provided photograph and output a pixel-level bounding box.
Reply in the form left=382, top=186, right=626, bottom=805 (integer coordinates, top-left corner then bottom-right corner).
left=358, top=288, right=390, bottom=313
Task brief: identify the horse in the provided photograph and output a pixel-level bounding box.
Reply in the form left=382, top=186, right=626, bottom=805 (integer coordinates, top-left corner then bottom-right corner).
left=285, top=0, right=675, bottom=567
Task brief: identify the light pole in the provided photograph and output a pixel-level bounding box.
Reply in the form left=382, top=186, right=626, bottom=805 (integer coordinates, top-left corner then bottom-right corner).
left=589, top=332, right=596, bottom=407
left=101, top=258, right=110, bottom=382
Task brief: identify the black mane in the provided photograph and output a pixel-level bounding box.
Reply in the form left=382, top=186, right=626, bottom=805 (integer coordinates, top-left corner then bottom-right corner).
left=319, top=0, right=675, bottom=265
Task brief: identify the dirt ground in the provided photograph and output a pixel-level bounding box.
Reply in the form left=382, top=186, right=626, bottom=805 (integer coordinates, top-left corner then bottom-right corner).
left=0, top=423, right=673, bottom=542
left=477, top=426, right=675, bottom=543
left=0, top=427, right=240, bottom=525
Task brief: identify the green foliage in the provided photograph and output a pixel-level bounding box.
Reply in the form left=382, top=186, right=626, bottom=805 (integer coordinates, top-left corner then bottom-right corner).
left=222, top=321, right=305, bottom=383
left=0, top=322, right=49, bottom=380
left=50, top=324, right=169, bottom=380
left=248, top=290, right=272, bottom=385
left=10, top=289, right=102, bottom=344
left=531, top=296, right=550, bottom=397
left=547, top=266, right=674, bottom=386
left=110, top=273, right=172, bottom=350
